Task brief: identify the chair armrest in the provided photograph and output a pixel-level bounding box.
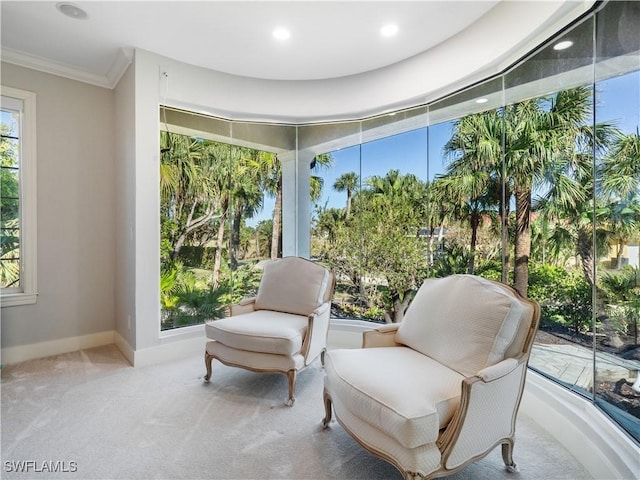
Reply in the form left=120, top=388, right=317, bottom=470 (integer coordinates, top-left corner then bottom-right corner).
left=362, top=323, right=401, bottom=348
left=477, top=358, right=519, bottom=382
left=229, top=297, right=256, bottom=316
left=303, top=302, right=332, bottom=365
left=439, top=357, right=529, bottom=470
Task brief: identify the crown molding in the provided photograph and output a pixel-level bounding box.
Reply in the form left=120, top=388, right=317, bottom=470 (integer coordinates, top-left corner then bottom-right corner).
left=1, top=46, right=132, bottom=90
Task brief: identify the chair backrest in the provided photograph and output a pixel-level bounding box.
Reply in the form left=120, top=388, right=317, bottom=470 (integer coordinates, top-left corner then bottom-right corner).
left=254, top=257, right=334, bottom=316
left=395, top=275, right=538, bottom=378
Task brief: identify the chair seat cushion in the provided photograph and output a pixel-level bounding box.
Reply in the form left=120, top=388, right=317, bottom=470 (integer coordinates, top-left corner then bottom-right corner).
left=206, top=311, right=308, bottom=356
left=325, top=347, right=464, bottom=449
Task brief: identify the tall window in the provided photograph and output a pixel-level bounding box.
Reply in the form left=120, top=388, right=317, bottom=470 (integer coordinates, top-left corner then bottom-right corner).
left=159, top=128, right=279, bottom=330
left=1, top=87, right=37, bottom=306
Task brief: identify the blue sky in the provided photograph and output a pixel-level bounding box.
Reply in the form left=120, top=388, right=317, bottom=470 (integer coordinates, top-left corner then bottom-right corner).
left=247, top=70, right=639, bottom=227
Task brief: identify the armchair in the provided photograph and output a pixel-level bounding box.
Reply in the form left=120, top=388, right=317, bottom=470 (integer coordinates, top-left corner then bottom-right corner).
left=204, top=256, right=335, bottom=406
left=322, top=274, right=540, bottom=479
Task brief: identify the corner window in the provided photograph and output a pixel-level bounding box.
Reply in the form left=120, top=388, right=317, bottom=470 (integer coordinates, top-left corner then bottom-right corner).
left=1, top=87, right=37, bottom=306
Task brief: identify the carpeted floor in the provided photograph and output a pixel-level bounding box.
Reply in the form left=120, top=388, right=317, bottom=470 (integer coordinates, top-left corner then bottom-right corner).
left=1, top=345, right=591, bottom=480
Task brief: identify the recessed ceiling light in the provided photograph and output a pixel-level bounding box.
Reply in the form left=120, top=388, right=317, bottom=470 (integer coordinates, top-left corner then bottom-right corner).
left=476, top=98, right=488, bottom=104
left=553, top=40, right=573, bottom=51
left=273, top=28, right=291, bottom=40
left=380, top=24, right=398, bottom=37
left=56, top=2, right=88, bottom=20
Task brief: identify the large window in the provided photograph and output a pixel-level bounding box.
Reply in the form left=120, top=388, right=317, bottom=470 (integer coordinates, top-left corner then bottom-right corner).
left=157, top=1, right=639, bottom=441
left=306, top=1, right=639, bottom=442
left=158, top=127, right=280, bottom=330
left=1, top=87, right=37, bottom=307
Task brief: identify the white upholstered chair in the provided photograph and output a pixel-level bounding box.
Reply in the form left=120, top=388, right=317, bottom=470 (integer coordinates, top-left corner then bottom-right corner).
left=322, top=274, right=540, bottom=479
left=204, top=256, right=335, bottom=406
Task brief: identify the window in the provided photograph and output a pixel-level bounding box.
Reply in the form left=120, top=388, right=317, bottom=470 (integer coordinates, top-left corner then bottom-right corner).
left=1, top=87, right=37, bottom=306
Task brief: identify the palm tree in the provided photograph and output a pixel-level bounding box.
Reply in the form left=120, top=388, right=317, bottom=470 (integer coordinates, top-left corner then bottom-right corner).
left=229, top=148, right=266, bottom=269
left=250, top=151, right=281, bottom=259
left=254, top=152, right=333, bottom=260
left=506, top=87, right=595, bottom=296
left=600, top=130, right=640, bottom=199
left=442, top=110, right=504, bottom=275
left=333, top=172, right=359, bottom=219
left=599, top=130, right=640, bottom=269
left=430, top=170, right=497, bottom=274
left=160, top=131, right=220, bottom=261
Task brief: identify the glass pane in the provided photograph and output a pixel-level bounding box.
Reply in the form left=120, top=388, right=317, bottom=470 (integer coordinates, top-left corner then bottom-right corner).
left=428, top=106, right=505, bottom=282
left=0, top=258, right=20, bottom=289
left=0, top=109, right=19, bottom=138
left=311, top=143, right=362, bottom=320
left=428, top=78, right=506, bottom=282
left=1, top=166, right=19, bottom=197
left=430, top=77, right=503, bottom=125
left=1, top=138, right=20, bottom=169
left=504, top=15, right=598, bottom=404
left=593, top=0, right=640, bottom=440
left=360, top=105, right=428, bottom=144
left=505, top=16, right=594, bottom=100
left=298, top=121, right=361, bottom=151
left=1, top=106, right=21, bottom=291
left=159, top=127, right=272, bottom=330
left=355, top=128, right=428, bottom=322
left=1, top=197, right=19, bottom=227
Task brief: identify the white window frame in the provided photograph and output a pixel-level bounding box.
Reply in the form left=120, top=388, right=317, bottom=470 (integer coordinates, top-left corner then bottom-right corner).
left=1, top=87, right=37, bottom=307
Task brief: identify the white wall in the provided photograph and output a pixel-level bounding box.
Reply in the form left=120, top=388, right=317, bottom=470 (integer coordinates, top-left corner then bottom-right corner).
left=113, top=63, right=136, bottom=353
left=1, top=63, right=115, bottom=361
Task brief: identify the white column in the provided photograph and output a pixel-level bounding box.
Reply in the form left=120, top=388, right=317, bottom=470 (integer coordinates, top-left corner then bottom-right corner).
left=280, top=148, right=312, bottom=258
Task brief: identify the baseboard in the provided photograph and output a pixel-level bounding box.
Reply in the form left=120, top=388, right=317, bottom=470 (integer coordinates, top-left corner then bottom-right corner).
left=113, top=331, right=134, bottom=366
left=521, top=370, right=639, bottom=480
left=132, top=327, right=206, bottom=368
left=1, top=330, right=115, bottom=366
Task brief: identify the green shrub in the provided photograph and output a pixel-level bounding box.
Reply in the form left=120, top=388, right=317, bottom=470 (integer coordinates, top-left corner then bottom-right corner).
left=528, top=263, right=592, bottom=333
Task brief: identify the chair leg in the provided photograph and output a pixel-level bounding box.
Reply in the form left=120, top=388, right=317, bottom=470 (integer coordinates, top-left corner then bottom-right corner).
left=322, top=389, right=333, bottom=428
left=204, top=351, right=214, bottom=382
left=285, top=370, right=297, bottom=406
left=502, top=440, right=518, bottom=473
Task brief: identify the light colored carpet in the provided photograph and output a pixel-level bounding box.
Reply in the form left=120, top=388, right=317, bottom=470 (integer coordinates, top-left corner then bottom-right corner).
left=1, top=345, right=591, bottom=480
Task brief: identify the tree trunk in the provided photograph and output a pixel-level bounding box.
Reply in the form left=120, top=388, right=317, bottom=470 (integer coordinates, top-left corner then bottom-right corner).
left=577, top=229, right=595, bottom=287
left=615, top=242, right=624, bottom=270
left=230, top=205, right=243, bottom=270
left=386, top=290, right=414, bottom=323
left=514, top=186, right=532, bottom=297
left=577, top=229, right=623, bottom=346
left=171, top=201, right=218, bottom=261
left=212, top=197, right=229, bottom=288
left=346, top=191, right=352, bottom=219
left=468, top=212, right=480, bottom=275
left=271, top=178, right=282, bottom=260
left=500, top=185, right=511, bottom=284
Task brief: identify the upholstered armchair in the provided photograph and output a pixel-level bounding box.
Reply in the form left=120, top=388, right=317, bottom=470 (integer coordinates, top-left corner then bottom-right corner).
left=322, top=274, right=540, bottom=479
left=204, top=256, right=335, bottom=406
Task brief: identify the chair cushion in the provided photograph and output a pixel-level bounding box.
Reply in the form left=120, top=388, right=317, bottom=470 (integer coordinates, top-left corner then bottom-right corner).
left=396, top=275, right=527, bottom=377
left=205, top=311, right=308, bottom=356
left=254, top=257, right=332, bottom=316
left=325, top=347, right=464, bottom=449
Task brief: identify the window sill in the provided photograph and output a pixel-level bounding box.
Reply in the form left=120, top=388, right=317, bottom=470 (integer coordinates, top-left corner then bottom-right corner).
left=1, top=292, right=38, bottom=307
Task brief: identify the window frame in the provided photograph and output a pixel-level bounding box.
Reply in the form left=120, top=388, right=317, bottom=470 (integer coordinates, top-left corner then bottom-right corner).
left=1, top=86, right=37, bottom=307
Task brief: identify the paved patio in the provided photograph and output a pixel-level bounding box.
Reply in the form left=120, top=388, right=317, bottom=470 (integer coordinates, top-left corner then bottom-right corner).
left=530, top=341, right=640, bottom=390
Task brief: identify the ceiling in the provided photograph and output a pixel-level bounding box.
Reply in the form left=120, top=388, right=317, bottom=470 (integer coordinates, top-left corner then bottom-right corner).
left=1, top=1, right=596, bottom=122
left=2, top=1, right=503, bottom=82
